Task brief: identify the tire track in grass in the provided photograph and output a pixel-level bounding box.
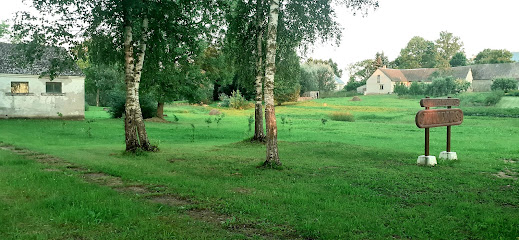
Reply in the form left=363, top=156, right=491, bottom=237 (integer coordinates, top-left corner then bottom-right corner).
left=0, top=142, right=300, bottom=239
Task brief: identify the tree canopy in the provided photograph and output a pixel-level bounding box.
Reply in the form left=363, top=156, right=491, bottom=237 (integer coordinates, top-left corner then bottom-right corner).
left=474, top=49, right=514, bottom=64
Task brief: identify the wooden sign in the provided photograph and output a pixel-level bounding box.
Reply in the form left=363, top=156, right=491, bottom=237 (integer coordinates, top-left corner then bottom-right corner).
left=415, top=109, right=463, bottom=128
left=420, top=98, right=460, bottom=108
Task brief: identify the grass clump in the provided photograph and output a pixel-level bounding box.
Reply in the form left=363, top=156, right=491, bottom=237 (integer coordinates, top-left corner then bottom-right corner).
left=329, top=111, right=355, bottom=122
left=459, top=92, right=504, bottom=107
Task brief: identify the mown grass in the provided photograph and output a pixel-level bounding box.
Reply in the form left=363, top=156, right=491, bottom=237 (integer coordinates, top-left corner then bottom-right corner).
left=0, top=94, right=518, bottom=239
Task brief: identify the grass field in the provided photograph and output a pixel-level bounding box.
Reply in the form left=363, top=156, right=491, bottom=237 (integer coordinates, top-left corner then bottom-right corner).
left=0, top=95, right=518, bottom=239
left=496, top=96, right=519, bottom=108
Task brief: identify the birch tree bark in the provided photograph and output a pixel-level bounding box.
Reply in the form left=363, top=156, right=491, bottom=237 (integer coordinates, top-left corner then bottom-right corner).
left=263, top=0, right=281, bottom=166
left=123, top=16, right=153, bottom=152
left=253, top=0, right=265, bottom=142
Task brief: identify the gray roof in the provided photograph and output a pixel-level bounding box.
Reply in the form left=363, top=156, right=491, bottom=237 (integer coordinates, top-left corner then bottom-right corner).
left=469, top=62, right=519, bottom=80
left=335, top=75, right=344, bottom=84
left=0, top=42, right=83, bottom=76
left=379, top=63, right=518, bottom=82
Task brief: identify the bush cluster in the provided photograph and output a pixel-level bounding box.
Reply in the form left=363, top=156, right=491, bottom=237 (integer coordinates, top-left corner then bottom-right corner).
left=329, top=112, right=355, bottom=122
left=393, top=76, right=471, bottom=97
left=219, top=90, right=249, bottom=109
left=459, top=92, right=504, bottom=107
left=106, top=89, right=157, bottom=119
left=491, top=78, right=518, bottom=92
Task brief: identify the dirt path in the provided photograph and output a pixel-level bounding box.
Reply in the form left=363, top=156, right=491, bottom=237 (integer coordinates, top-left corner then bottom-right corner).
left=0, top=142, right=301, bottom=240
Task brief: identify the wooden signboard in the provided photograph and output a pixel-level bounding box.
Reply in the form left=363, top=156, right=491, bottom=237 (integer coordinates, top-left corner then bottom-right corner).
left=416, top=97, right=463, bottom=158
left=415, top=109, right=463, bottom=128
left=420, top=98, right=460, bottom=108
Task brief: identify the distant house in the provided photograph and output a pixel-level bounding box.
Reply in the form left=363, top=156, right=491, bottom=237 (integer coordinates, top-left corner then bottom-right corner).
left=364, top=63, right=519, bottom=94
left=470, top=63, right=519, bottom=92
left=0, top=42, right=85, bottom=119
left=334, top=76, right=345, bottom=91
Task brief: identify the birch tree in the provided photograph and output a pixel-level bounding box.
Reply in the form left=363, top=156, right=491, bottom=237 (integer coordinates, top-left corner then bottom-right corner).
left=263, top=0, right=281, bottom=166
left=13, top=0, right=224, bottom=152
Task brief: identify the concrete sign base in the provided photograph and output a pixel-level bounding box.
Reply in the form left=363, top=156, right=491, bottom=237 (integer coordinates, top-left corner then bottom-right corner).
left=439, top=151, right=457, bottom=160
left=417, top=155, right=437, bottom=166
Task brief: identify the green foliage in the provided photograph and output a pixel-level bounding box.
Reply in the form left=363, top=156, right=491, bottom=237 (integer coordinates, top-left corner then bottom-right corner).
left=106, top=89, right=157, bottom=119
left=84, top=64, right=124, bottom=106
left=229, top=90, right=248, bottom=109
left=274, top=49, right=302, bottom=105
left=329, top=112, right=355, bottom=122
left=491, top=78, right=518, bottom=92
left=344, top=79, right=366, bottom=92
left=300, top=62, right=336, bottom=93
left=321, top=118, right=327, bottom=125
left=459, top=92, right=504, bottom=107
left=425, top=76, right=470, bottom=96
left=505, top=90, right=519, bottom=96
left=449, top=52, right=467, bottom=67
left=474, top=49, right=513, bottom=64
left=463, top=106, right=519, bottom=117
left=409, top=82, right=426, bottom=95
left=85, top=103, right=90, bottom=111
left=218, top=93, right=230, bottom=107
left=0, top=21, right=9, bottom=38
left=435, top=31, right=463, bottom=68
left=305, top=58, right=342, bottom=77
left=393, top=83, right=409, bottom=95
left=394, top=36, right=437, bottom=69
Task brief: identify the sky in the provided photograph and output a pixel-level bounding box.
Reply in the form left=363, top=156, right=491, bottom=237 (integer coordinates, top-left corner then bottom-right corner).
left=1, top=0, right=518, bottom=77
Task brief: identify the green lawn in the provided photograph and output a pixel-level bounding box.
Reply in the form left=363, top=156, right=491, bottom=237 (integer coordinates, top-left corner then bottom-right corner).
left=0, top=95, right=518, bottom=239
left=496, top=96, right=519, bottom=108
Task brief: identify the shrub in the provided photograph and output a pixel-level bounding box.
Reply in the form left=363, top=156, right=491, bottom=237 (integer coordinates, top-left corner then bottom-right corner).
left=409, top=82, right=426, bottom=95
left=425, top=76, right=471, bottom=96
left=218, top=93, right=230, bottom=107
left=484, top=91, right=504, bottom=106
left=393, top=82, right=409, bottom=95
left=491, top=78, right=518, bottom=92
left=229, top=90, right=248, bottom=109
left=329, top=112, right=355, bottom=122
left=106, top=89, right=157, bottom=119
left=505, top=90, right=519, bottom=96
left=85, top=102, right=90, bottom=111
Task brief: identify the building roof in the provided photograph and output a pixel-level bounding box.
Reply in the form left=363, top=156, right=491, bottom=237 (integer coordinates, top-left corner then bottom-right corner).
left=334, top=75, right=344, bottom=84
left=470, top=62, right=519, bottom=80
left=379, top=63, right=518, bottom=82
left=0, top=42, right=83, bottom=76
left=379, top=68, right=408, bottom=82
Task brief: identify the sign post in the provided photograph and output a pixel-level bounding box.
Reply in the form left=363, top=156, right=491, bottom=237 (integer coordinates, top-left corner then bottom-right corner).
left=415, top=97, right=463, bottom=166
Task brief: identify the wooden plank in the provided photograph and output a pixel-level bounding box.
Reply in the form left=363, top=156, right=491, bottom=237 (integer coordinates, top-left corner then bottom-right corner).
left=420, top=98, right=460, bottom=107
left=415, top=109, right=463, bottom=128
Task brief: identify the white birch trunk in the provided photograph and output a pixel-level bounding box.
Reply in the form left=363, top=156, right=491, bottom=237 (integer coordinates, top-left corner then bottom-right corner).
left=263, top=0, right=281, bottom=166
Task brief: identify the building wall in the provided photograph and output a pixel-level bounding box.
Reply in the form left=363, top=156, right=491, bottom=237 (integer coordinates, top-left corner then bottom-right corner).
left=472, top=79, right=493, bottom=92
left=0, top=74, right=84, bottom=119
left=365, top=69, right=393, bottom=94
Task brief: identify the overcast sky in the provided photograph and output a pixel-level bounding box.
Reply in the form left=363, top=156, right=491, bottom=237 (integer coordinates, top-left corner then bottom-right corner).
left=2, top=0, right=518, bottom=76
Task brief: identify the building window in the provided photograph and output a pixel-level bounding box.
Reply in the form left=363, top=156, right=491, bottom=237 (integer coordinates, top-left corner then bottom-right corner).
left=380, top=84, right=384, bottom=90
left=11, top=82, right=29, bottom=93
left=46, top=82, right=62, bottom=93
left=377, top=75, right=381, bottom=83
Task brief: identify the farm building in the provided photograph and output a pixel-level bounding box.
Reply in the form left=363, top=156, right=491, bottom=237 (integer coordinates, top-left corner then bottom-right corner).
left=0, top=42, right=85, bottom=119
left=364, top=63, right=519, bottom=94
left=334, top=76, right=345, bottom=91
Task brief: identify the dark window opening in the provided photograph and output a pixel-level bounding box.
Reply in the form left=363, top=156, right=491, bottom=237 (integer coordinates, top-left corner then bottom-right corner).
left=11, top=82, right=29, bottom=93
left=46, top=82, right=62, bottom=93
left=380, top=85, right=384, bottom=90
